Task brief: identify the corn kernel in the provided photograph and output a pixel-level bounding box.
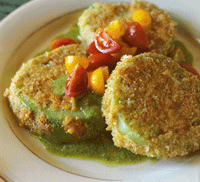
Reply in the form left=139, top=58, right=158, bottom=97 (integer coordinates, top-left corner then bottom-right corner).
left=104, top=20, right=125, bottom=38
left=132, top=9, right=152, bottom=30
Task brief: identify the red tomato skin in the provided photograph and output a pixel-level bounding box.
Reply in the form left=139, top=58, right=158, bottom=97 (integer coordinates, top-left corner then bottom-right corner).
left=50, top=38, right=78, bottom=50
left=65, top=64, right=88, bottom=97
left=94, top=28, right=121, bottom=54
left=86, top=53, right=116, bottom=72
left=180, top=64, right=200, bottom=80
left=86, top=41, right=100, bottom=54
left=123, top=22, right=149, bottom=50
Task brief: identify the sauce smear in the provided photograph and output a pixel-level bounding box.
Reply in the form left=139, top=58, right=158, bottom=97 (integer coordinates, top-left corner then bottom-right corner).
left=38, top=132, right=158, bottom=166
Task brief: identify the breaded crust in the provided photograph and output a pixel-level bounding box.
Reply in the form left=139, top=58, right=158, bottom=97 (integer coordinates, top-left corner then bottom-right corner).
left=102, top=53, right=200, bottom=159
left=78, top=0, right=177, bottom=55
left=4, top=44, right=87, bottom=136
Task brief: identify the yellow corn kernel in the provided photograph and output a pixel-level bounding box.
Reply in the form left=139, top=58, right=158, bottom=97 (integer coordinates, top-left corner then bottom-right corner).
left=104, top=20, right=125, bottom=38
left=89, top=67, right=109, bottom=95
left=65, top=56, right=90, bottom=74
left=132, top=9, right=152, bottom=30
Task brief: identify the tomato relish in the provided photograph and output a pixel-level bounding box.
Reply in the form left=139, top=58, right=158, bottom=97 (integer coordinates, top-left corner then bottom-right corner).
left=47, top=5, right=195, bottom=98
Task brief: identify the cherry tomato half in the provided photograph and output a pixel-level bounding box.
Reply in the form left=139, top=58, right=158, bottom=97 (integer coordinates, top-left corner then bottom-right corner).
left=50, top=38, right=78, bottom=50
left=86, top=53, right=116, bottom=72
left=123, top=22, right=149, bottom=50
left=65, top=64, right=88, bottom=97
left=180, top=64, right=200, bottom=80
left=94, top=28, right=121, bottom=54
left=86, top=41, right=100, bottom=54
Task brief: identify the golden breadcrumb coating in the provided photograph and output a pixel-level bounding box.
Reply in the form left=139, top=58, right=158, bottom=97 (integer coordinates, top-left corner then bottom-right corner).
left=103, top=53, right=200, bottom=159
left=78, top=0, right=177, bottom=55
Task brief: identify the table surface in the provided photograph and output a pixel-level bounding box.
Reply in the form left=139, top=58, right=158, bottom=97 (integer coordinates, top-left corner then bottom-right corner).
left=0, top=0, right=30, bottom=21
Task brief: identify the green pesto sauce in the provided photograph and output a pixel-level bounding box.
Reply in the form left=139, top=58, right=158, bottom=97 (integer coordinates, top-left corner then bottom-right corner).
left=34, top=23, right=80, bottom=57
left=38, top=132, right=158, bottom=166
left=52, top=23, right=81, bottom=43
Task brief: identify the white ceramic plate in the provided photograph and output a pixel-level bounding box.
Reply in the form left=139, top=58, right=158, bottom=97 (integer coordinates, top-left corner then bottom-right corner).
left=1, top=0, right=200, bottom=181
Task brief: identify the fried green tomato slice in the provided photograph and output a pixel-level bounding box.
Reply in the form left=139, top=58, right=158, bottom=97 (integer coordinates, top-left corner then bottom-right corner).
left=4, top=44, right=106, bottom=143
left=78, top=1, right=177, bottom=55
left=102, top=53, right=200, bottom=159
